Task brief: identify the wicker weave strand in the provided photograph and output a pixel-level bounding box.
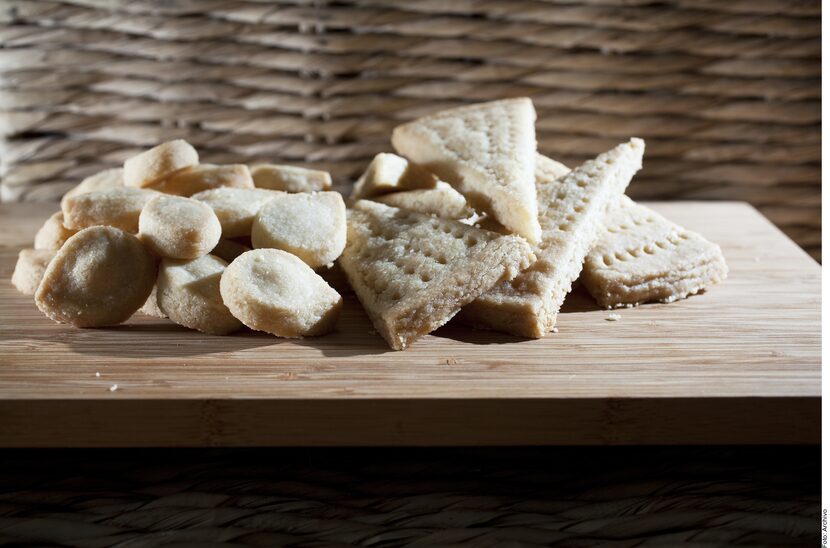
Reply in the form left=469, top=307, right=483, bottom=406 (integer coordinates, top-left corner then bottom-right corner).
left=0, top=0, right=820, bottom=259
left=0, top=446, right=819, bottom=546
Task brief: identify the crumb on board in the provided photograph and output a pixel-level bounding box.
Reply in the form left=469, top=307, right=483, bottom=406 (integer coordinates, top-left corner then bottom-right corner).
left=109, top=384, right=118, bottom=392
left=445, top=358, right=458, bottom=366
left=552, top=327, right=559, bottom=333
left=606, top=313, right=622, bottom=322
left=95, top=372, right=100, bottom=377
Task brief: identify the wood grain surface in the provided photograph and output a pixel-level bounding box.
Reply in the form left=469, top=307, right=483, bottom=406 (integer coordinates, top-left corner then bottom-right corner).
left=0, top=202, right=820, bottom=446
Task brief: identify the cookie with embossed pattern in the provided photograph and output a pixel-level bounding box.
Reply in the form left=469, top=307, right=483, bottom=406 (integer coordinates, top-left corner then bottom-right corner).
left=340, top=200, right=535, bottom=350
left=458, top=140, right=644, bottom=337
left=392, top=98, right=541, bottom=244
left=582, top=196, right=728, bottom=308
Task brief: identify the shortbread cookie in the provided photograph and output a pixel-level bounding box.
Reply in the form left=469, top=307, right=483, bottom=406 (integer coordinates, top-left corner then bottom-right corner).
left=251, top=164, right=332, bottom=193
left=191, top=187, right=282, bottom=238
left=34, top=211, right=77, bottom=250
left=124, top=139, right=199, bottom=188
left=11, top=249, right=56, bottom=295
left=220, top=249, right=342, bottom=337
left=251, top=192, right=347, bottom=269
left=210, top=239, right=251, bottom=263
left=582, top=196, right=728, bottom=308
left=61, top=168, right=124, bottom=207
left=150, top=164, right=254, bottom=196
left=458, top=140, right=645, bottom=338
left=391, top=98, right=541, bottom=243
left=349, top=153, right=436, bottom=201
left=138, top=195, right=221, bottom=259
left=35, top=226, right=156, bottom=327
left=157, top=255, right=242, bottom=335
left=373, top=182, right=473, bottom=220
left=139, top=284, right=166, bottom=318
left=340, top=200, right=535, bottom=350
left=62, top=187, right=159, bottom=233
left=531, top=153, right=570, bottom=181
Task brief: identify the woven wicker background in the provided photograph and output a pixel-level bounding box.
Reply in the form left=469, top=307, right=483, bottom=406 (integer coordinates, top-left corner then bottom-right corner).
left=0, top=446, right=819, bottom=545
left=0, top=1, right=821, bottom=259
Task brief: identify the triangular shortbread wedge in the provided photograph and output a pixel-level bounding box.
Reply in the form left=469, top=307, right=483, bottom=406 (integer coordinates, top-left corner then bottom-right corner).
left=582, top=196, right=728, bottom=308
left=350, top=153, right=437, bottom=202
left=457, top=139, right=645, bottom=338
left=340, top=200, right=535, bottom=350
left=391, top=98, right=541, bottom=244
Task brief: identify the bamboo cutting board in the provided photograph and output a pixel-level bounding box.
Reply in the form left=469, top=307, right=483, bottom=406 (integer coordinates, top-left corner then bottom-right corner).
left=0, top=202, right=820, bottom=447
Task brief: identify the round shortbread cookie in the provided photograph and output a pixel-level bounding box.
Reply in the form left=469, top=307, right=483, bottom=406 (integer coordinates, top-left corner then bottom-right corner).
left=157, top=255, right=242, bottom=335
left=250, top=164, right=332, bottom=193
left=34, top=211, right=77, bottom=250
left=124, top=139, right=198, bottom=188
left=12, top=249, right=56, bottom=295
left=138, top=195, right=221, bottom=259
left=62, top=187, right=160, bottom=233
left=373, top=182, right=472, bottom=220
left=251, top=192, right=346, bottom=268
left=349, top=152, right=436, bottom=202
left=61, top=168, right=124, bottom=207
left=190, top=187, right=282, bottom=238
left=220, top=249, right=342, bottom=338
left=34, top=226, right=156, bottom=327
left=149, top=164, right=254, bottom=196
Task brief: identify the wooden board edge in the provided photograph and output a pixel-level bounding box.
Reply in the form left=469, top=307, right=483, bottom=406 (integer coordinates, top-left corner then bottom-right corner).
left=0, top=397, right=818, bottom=447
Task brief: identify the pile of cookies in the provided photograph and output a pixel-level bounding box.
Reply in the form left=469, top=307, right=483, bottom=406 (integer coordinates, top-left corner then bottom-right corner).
left=12, top=98, right=728, bottom=350
left=339, top=98, right=726, bottom=348
left=13, top=139, right=345, bottom=337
